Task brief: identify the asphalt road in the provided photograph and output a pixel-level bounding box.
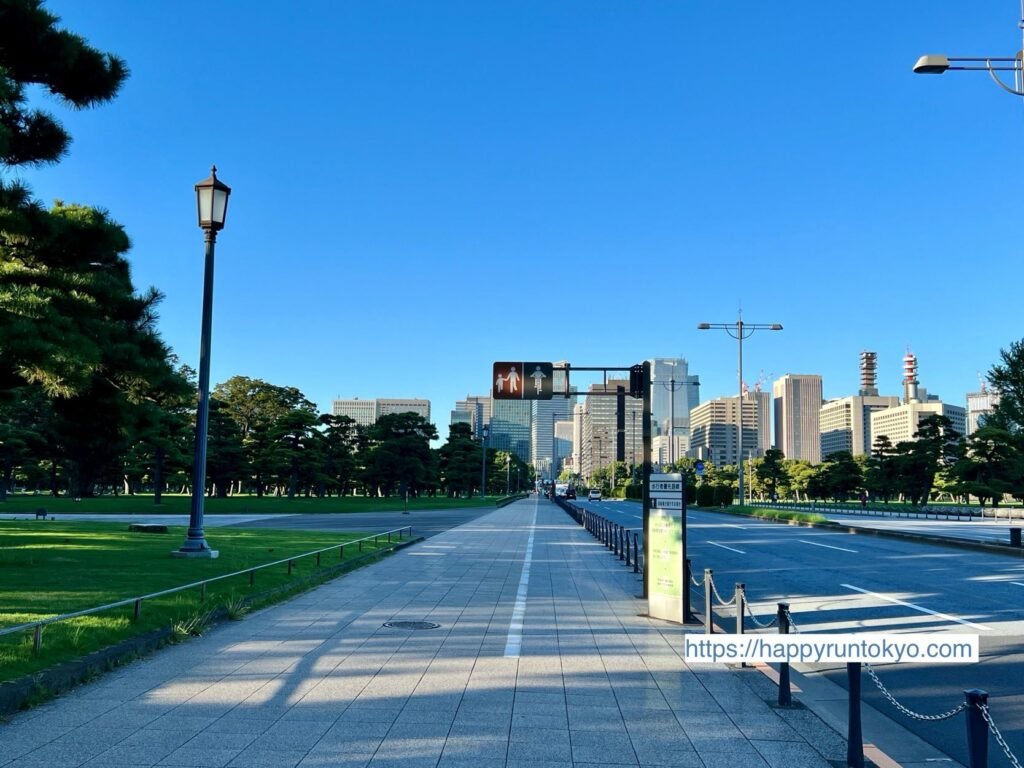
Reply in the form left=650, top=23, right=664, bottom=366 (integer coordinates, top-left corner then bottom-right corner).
left=571, top=498, right=1024, bottom=766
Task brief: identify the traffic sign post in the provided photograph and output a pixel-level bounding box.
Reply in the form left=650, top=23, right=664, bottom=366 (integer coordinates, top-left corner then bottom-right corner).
left=493, top=362, right=554, bottom=400
left=647, top=472, right=688, bottom=624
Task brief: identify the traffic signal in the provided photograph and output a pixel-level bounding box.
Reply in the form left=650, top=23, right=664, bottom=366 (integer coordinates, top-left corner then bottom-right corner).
left=629, top=364, right=644, bottom=398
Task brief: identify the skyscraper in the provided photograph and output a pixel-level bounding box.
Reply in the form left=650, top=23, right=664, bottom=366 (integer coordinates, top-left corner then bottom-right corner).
left=490, top=399, right=531, bottom=462
left=649, top=358, right=700, bottom=445
left=773, top=374, right=823, bottom=463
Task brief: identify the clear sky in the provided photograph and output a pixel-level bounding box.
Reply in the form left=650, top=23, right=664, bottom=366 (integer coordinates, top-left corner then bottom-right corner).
left=19, top=1, right=1024, bottom=439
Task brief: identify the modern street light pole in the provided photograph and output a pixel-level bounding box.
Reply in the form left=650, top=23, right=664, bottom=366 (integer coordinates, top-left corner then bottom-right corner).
left=176, top=166, right=231, bottom=559
left=698, top=316, right=782, bottom=507
left=480, top=425, right=489, bottom=499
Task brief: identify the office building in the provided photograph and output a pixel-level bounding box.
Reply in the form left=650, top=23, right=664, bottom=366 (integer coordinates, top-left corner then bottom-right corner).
left=332, top=398, right=430, bottom=427
left=870, top=401, right=967, bottom=446
left=773, top=374, right=823, bottom=463
left=455, top=395, right=492, bottom=438
left=554, top=420, right=573, bottom=477
left=580, top=379, right=642, bottom=480
left=531, top=397, right=573, bottom=479
left=649, top=359, right=700, bottom=452
left=966, top=388, right=999, bottom=435
left=688, top=396, right=760, bottom=466
left=490, top=399, right=531, bottom=462
left=820, top=395, right=900, bottom=458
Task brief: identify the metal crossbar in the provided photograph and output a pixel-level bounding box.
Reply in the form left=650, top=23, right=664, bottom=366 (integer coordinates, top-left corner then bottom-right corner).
left=0, top=526, right=412, bottom=642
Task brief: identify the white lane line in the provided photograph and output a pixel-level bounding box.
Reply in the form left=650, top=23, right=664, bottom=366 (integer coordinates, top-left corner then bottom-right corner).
left=504, top=504, right=538, bottom=658
left=798, top=539, right=858, bottom=554
left=841, top=584, right=992, bottom=632
left=1010, top=582, right=1024, bottom=588
left=708, top=541, right=746, bottom=555
left=725, top=524, right=747, bottom=530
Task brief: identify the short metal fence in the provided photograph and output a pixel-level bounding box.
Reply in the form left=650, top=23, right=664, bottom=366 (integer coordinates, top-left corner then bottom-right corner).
left=761, top=499, right=1024, bottom=522
left=0, top=526, right=414, bottom=654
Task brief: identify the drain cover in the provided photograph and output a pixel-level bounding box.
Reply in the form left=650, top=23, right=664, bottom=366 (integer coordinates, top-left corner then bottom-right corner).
left=383, top=621, right=441, bottom=630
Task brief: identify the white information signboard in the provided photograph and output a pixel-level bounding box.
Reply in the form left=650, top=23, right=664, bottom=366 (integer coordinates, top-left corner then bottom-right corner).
left=648, top=472, right=685, bottom=624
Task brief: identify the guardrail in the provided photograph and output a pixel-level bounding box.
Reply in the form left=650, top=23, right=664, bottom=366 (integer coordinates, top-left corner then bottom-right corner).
left=0, top=526, right=414, bottom=654
left=554, top=497, right=643, bottom=575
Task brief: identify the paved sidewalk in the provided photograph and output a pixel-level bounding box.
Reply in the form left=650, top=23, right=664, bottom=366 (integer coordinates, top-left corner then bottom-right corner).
left=1, top=499, right=848, bottom=768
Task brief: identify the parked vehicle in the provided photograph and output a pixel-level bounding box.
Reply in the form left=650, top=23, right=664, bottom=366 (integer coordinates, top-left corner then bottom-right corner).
left=565, top=488, right=576, bottom=499
left=588, top=489, right=602, bottom=501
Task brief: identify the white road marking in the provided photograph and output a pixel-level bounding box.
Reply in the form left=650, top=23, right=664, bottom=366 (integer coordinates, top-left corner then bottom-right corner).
left=798, top=539, right=858, bottom=553
left=1010, top=582, right=1024, bottom=588
left=708, top=541, right=746, bottom=554
left=504, top=503, right=538, bottom=658
left=841, top=584, right=992, bottom=631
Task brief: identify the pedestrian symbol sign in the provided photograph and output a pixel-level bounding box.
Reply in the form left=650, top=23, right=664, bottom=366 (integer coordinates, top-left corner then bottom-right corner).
left=493, top=362, right=554, bottom=400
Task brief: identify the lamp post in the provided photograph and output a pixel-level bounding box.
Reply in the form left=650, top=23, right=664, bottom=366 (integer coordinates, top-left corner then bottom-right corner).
left=176, top=166, right=231, bottom=559
left=480, top=425, right=489, bottom=499
left=913, top=14, right=1024, bottom=93
left=698, top=315, right=782, bottom=507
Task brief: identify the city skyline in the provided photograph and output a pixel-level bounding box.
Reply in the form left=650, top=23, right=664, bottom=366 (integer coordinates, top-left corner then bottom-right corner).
left=17, top=2, right=1022, bottom=444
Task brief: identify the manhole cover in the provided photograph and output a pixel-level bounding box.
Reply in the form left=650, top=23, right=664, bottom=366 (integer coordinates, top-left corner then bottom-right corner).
left=383, top=621, right=441, bottom=630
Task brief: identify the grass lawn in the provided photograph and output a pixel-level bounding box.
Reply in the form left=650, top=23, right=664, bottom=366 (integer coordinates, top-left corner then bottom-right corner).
left=0, top=521, right=396, bottom=683
left=707, top=505, right=829, bottom=525
left=0, top=493, right=496, bottom=517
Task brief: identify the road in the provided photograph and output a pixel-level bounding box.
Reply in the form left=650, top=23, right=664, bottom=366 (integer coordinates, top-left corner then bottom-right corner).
left=572, top=498, right=1024, bottom=766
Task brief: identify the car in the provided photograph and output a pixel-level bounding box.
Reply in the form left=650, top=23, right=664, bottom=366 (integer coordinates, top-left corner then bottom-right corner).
left=587, top=489, right=602, bottom=501
left=565, top=488, right=576, bottom=500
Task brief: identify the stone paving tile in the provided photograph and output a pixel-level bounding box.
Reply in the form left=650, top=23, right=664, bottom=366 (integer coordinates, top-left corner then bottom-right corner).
left=156, top=746, right=243, bottom=767
left=226, top=748, right=307, bottom=768
left=751, top=739, right=835, bottom=768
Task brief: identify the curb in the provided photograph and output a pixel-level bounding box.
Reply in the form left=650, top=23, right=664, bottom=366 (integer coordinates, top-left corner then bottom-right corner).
left=0, top=536, right=424, bottom=717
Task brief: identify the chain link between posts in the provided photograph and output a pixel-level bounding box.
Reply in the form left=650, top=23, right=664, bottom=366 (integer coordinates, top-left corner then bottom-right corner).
left=980, top=704, right=1024, bottom=768
left=744, top=600, right=778, bottom=630
left=863, top=664, right=967, bottom=722
left=710, top=578, right=735, bottom=607
left=783, top=607, right=800, bottom=633
left=690, top=572, right=704, bottom=588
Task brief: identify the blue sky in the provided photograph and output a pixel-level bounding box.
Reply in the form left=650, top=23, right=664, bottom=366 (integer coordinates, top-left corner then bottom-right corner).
left=18, top=2, right=1024, bottom=439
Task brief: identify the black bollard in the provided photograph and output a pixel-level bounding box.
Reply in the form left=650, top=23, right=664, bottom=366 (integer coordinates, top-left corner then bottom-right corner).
left=704, top=569, right=714, bottom=635
left=619, top=529, right=625, bottom=561
left=847, top=662, right=864, bottom=768
left=964, top=689, right=989, bottom=768
left=625, top=530, right=631, bottom=566
left=633, top=533, right=640, bottom=573
left=777, top=603, right=791, bottom=706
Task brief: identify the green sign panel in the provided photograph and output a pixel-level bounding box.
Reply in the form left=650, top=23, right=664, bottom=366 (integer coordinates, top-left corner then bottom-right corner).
left=493, top=361, right=554, bottom=400
left=648, top=472, right=684, bottom=624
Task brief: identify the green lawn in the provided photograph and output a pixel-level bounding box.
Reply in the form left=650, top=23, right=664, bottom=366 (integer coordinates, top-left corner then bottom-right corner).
left=0, top=493, right=496, bottom=516
left=0, top=521, right=397, bottom=683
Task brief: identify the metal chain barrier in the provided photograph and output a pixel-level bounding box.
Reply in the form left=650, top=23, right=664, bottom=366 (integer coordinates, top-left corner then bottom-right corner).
left=783, top=606, right=800, bottom=633
left=980, top=703, right=1024, bottom=768
left=690, top=572, right=705, bottom=588
left=863, top=664, right=967, bottom=722
left=710, top=578, right=736, bottom=607
left=744, top=600, right=778, bottom=629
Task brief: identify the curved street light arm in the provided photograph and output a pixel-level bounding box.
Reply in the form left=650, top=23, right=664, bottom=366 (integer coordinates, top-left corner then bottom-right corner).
left=987, top=58, right=1024, bottom=95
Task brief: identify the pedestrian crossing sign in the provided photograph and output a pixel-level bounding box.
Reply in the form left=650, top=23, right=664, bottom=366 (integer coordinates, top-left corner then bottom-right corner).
left=493, top=362, right=554, bottom=400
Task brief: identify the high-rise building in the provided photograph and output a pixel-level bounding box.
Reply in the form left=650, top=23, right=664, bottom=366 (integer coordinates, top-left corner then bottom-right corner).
left=572, top=403, right=585, bottom=479
left=332, top=398, right=377, bottom=427
left=649, top=358, right=700, bottom=447
left=490, top=399, right=531, bottom=462
left=966, top=388, right=999, bottom=435
left=554, top=420, right=573, bottom=477
left=455, top=395, right=491, bottom=438
left=688, top=396, right=760, bottom=466
left=531, top=397, right=574, bottom=479
left=870, top=401, right=967, bottom=446
left=580, top=379, right=642, bottom=480
left=820, top=395, right=901, bottom=458
left=746, top=389, right=772, bottom=454
left=773, top=374, right=823, bottom=463
left=332, top=398, right=431, bottom=427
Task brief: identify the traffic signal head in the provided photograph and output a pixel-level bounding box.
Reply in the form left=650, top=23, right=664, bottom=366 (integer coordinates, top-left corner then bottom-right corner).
left=629, top=365, right=644, bottom=398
